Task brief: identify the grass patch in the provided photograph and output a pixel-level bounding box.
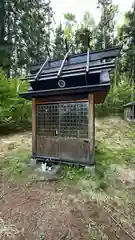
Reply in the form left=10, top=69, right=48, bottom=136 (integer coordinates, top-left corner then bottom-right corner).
left=60, top=164, right=89, bottom=182
left=89, top=225, right=108, bottom=240
left=60, top=141, right=135, bottom=206
left=0, top=149, right=31, bottom=181
left=77, top=143, right=135, bottom=208
left=120, top=147, right=135, bottom=165
left=95, top=143, right=135, bottom=178
left=60, top=143, right=135, bottom=185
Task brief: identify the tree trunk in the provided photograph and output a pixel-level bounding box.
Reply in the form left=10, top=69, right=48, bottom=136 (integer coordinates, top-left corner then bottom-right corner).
left=0, top=0, right=5, bottom=44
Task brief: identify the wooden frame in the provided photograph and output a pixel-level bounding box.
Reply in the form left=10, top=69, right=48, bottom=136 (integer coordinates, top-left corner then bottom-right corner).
left=32, top=94, right=96, bottom=166
left=32, top=98, right=36, bottom=155
left=124, top=105, right=135, bottom=122
left=88, top=94, right=95, bottom=164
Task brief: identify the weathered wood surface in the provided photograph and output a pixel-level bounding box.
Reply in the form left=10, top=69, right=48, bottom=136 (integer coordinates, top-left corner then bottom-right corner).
left=32, top=98, right=36, bottom=154
left=30, top=89, right=108, bottom=104
left=88, top=94, right=95, bottom=164
left=36, top=136, right=89, bottom=163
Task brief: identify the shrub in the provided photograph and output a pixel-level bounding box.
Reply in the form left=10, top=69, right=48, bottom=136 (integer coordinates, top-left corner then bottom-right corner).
left=95, top=81, right=132, bottom=117
left=0, top=71, right=31, bottom=132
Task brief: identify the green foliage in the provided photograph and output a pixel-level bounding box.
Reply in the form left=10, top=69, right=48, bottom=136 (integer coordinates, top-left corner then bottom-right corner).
left=83, top=12, right=96, bottom=31
left=119, top=147, right=135, bottom=165
left=61, top=144, right=119, bottom=183
left=62, top=138, right=135, bottom=192
left=75, top=27, right=91, bottom=53
left=96, top=81, right=131, bottom=117
left=96, top=0, right=118, bottom=49
left=95, top=141, right=135, bottom=187
left=53, top=23, right=65, bottom=59
left=0, top=71, right=31, bottom=132
left=39, top=233, right=45, bottom=240
left=74, top=12, right=96, bottom=53
left=95, top=145, right=116, bottom=178
left=118, top=3, right=135, bottom=83
left=0, top=149, right=31, bottom=181
left=64, top=12, right=76, bottom=41
left=0, top=0, right=54, bottom=75
left=63, top=12, right=76, bottom=54
left=61, top=164, right=88, bottom=182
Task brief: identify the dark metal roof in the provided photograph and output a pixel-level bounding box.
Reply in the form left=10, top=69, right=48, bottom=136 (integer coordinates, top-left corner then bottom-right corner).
left=29, top=45, right=121, bottom=74
left=25, top=62, right=114, bottom=82
left=19, top=45, right=121, bottom=103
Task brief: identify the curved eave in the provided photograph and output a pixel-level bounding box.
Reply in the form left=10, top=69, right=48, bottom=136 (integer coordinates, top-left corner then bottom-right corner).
left=19, top=83, right=110, bottom=104
left=123, top=101, right=135, bottom=108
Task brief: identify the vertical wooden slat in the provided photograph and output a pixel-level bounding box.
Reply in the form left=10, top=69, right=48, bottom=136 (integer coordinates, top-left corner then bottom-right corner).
left=88, top=94, right=95, bottom=164
left=32, top=98, right=36, bottom=155
left=124, top=108, right=126, bottom=121
left=132, top=106, right=134, bottom=121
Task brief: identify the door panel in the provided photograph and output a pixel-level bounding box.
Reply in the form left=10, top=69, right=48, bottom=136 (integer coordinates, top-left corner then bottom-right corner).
left=59, top=102, right=88, bottom=138
left=36, top=136, right=59, bottom=158
left=59, top=138, right=89, bottom=162
left=36, top=102, right=89, bottom=163
left=36, top=104, right=59, bottom=158
left=58, top=102, right=89, bottom=163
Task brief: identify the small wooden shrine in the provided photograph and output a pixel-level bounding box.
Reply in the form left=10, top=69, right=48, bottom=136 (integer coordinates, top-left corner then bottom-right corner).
left=20, top=44, right=121, bottom=167
left=123, top=101, right=135, bottom=121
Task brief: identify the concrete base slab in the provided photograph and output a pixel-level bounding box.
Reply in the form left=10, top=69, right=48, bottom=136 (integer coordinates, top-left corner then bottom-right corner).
left=27, top=158, right=37, bottom=168
left=29, top=161, right=61, bottom=181
left=85, top=166, right=95, bottom=176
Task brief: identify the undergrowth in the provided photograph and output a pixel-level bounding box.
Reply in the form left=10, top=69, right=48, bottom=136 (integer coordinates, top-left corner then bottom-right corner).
left=62, top=142, right=135, bottom=192
left=0, top=149, right=31, bottom=181
left=0, top=132, right=135, bottom=189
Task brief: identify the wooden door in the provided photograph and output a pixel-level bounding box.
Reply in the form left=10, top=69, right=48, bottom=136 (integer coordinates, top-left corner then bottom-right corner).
left=36, top=102, right=90, bottom=163
left=58, top=102, right=89, bottom=163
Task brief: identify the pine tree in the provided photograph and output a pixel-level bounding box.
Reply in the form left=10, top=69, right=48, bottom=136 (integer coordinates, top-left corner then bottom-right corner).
left=0, top=0, right=5, bottom=45
left=95, top=0, right=118, bottom=49
left=0, top=0, right=11, bottom=74
left=75, top=12, right=96, bottom=53
left=53, top=23, right=65, bottom=59
left=18, top=0, right=53, bottom=70
left=119, top=2, right=135, bottom=89
left=0, top=0, right=54, bottom=76
left=64, top=13, right=76, bottom=54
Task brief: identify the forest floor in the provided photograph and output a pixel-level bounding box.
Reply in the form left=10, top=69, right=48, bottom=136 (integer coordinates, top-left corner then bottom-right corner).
left=0, top=117, right=135, bottom=239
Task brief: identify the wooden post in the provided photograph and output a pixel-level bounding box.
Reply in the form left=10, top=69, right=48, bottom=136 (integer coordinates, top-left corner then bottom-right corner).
left=132, top=105, right=134, bottom=121
left=32, top=98, right=36, bottom=156
left=124, top=108, right=127, bottom=121
left=88, top=94, right=95, bottom=164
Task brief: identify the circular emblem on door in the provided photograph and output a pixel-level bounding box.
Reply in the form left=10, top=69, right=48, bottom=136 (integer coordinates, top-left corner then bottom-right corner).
left=58, top=79, right=66, bottom=88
